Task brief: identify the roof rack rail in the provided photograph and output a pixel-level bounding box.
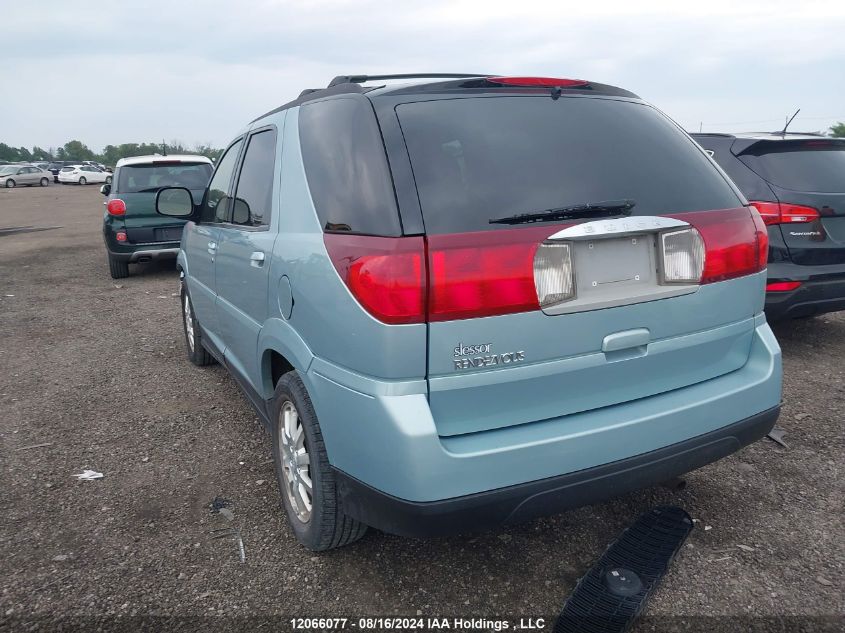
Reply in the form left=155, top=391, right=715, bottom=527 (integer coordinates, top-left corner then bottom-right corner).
left=327, top=73, right=491, bottom=88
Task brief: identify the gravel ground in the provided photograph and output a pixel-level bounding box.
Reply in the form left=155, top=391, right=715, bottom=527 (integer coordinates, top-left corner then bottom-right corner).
left=1, top=185, right=843, bottom=632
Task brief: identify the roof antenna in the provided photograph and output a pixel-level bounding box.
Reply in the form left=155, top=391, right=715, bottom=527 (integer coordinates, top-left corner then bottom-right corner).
left=780, top=108, right=800, bottom=137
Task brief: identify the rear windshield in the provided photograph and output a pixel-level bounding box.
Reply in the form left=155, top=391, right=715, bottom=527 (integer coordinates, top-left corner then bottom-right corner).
left=116, top=162, right=212, bottom=193
left=396, top=96, right=741, bottom=233
left=738, top=141, right=845, bottom=193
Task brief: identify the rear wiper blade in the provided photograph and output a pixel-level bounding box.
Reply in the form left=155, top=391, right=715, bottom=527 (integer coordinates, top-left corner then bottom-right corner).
left=489, top=199, right=636, bottom=225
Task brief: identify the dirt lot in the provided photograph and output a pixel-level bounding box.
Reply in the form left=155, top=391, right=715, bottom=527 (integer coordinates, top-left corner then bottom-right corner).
left=0, top=185, right=843, bottom=632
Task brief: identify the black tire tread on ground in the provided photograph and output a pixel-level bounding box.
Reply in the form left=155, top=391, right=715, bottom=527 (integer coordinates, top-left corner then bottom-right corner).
left=107, top=254, right=129, bottom=279
left=555, top=506, right=694, bottom=633
left=181, top=287, right=214, bottom=366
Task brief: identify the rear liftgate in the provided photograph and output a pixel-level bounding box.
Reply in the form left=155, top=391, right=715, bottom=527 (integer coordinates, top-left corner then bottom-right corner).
left=555, top=506, right=694, bottom=633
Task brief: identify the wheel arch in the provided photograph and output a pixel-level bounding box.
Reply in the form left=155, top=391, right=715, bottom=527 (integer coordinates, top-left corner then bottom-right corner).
left=258, top=317, right=315, bottom=399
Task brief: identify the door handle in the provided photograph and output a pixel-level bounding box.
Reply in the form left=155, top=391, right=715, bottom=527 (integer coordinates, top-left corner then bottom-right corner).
left=250, top=251, right=266, bottom=267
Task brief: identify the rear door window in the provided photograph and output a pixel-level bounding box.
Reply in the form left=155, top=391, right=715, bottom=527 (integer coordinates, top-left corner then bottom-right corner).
left=738, top=141, right=845, bottom=193
left=396, top=96, right=742, bottom=234
left=230, top=128, right=277, bottom=228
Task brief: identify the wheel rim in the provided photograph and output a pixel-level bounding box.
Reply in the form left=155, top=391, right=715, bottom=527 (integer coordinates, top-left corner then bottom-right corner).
left=6, top=180, right=13, bottom=188
left=278, top=401, right=312, bottom=523
left=183, top=293, right=195, bottom=352
left=41, top=178, right=48, bottom=186
left=79, top=177, right=86, bottom=185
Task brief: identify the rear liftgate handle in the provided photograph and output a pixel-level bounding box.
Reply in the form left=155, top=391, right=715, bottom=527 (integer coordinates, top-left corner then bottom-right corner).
left=602, top=328, right=650, bottom=362
left=250, top=251, right=266, bottom=268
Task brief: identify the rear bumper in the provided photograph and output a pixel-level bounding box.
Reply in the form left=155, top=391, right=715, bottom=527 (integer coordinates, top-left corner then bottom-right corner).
left=335, top=405, right=779, bottom=537
left=765, top=262, right=845, bottom=320
left=306, top=319, right=782, bottom=522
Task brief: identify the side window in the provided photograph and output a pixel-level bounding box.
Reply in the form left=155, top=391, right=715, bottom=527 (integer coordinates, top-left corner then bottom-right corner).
left=299, top=97, right=401, bottom=236
left=199, top=139, right=243, bottom=223
left=231, top=128, right=277, bottom=227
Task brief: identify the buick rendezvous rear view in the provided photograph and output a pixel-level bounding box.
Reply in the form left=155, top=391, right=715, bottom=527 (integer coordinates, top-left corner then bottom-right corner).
left=157, top=74, right=782, bottom=551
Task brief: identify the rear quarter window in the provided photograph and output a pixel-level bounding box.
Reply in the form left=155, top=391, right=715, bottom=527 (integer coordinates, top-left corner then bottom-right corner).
left=299, top=97, right=401, bottom=236
left=396, top=96, right=742, bottom=234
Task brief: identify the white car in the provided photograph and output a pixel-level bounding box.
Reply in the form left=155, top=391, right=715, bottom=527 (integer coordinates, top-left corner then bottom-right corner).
left=58, top=164, right=113, bottom=185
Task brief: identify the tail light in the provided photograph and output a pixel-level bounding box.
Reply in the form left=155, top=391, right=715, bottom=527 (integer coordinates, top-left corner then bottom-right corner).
left=677, top=208, right=768, bottom=284
left=767, top=281, right=801, bottom=292
left=107, top=199, right=126, bottom=216
left=325, top=209, right=766, bottom=324
left=750, top=201, right=819, bottom=226
left=534, top=243, right=575, bottom=306
left=487, top=76, right=589, bottom=88
left=323, top=235, right=425, bottom=324
left=427, top=229, right=549, bottom=321
left=660, top=228, right=705, bottom=284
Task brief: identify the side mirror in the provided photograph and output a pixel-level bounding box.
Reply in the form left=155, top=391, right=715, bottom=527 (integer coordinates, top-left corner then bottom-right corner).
left=100, top=184, right=111, bottom=196
left=156, top=186, right=195, bottom=218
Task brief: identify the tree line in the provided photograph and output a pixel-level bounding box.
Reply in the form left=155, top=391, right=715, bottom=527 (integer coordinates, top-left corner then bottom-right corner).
left=0, top=139, right=223, bottom=166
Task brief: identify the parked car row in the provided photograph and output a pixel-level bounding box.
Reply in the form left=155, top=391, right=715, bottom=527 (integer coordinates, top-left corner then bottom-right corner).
left=47, top=160, right=111, bottom=183
left=93, top=73, right=840, bottom=552
left=0, top=164, right=51, bottom=188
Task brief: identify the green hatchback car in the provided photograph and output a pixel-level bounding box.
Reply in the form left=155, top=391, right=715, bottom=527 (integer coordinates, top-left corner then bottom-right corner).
left=102, top=155, right=213, bottom=278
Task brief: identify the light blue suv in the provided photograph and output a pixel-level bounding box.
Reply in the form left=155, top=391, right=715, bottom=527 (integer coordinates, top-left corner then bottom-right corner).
left=156, top=74, right=782, bottom=551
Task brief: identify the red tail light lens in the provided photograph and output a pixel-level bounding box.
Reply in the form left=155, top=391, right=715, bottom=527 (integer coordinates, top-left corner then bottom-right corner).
left=749, top=201, right=819, bottom=226
left=674, top=208, right=767, bottom=284
left=427, top=228, right=553, bottom=321
left=487, top=76, right=589, bottom=88
left=107, top=199, right=126, bottom=216
left=766, top=281, right=801, bottom=292
left=324, top=234, right=425, bottom=324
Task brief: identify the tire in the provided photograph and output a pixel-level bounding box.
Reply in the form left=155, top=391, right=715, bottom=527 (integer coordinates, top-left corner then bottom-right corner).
left=40, top=177, right=49, bottom=186
left=180, top=285, right=214, bottom=366
left=105, top=176, right=112, bottom=184
left=271, top=371, right=368, bottom=551
left=78, top=177, right=87, bottom=185
left=107, top=253, right=129, bottom=279
left=5, top=179, right=15, bottom=188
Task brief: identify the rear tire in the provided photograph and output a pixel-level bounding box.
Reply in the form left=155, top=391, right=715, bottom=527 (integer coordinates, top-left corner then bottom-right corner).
left=105, top=176, right=112, bottom=184
left=271, top=371, right=368, bottom=551
left=79, top=176, right=87, bottom=185
left=5, top=179, right=15, bottom=188
left=108, top=253, right=129, bottom=279
left=181, top=285, right=214, bottom=366
left=40, top=177, right=49, bottom=186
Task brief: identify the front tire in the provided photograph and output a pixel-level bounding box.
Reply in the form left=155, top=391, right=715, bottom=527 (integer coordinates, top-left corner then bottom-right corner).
left=78, top=176, right=87, bottom=185
left=271, top=371, right=367, bottom=551
left=181, top=286, right=214, bottom=366
left=40, top=177, right=49, bottom=186
left=5, top=179, right=15, bottom=188
left=107, top=253, right=129, bottom=279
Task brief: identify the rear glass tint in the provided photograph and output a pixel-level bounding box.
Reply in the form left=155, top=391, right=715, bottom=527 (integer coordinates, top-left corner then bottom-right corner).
left=117, top=162, right=212, bottom=193
left=396, top=96, right=741, bottom=234
left=299, top=97, right=401, bottom=236
left=738, top=141, right=845, bottom=193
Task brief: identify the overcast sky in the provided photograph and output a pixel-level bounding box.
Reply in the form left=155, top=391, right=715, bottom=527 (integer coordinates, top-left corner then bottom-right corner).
left=3, top=0, right=844, bottom=152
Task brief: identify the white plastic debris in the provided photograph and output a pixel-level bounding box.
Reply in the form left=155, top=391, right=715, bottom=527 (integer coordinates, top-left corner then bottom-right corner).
left=73, top=470, right=104, bottom=480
